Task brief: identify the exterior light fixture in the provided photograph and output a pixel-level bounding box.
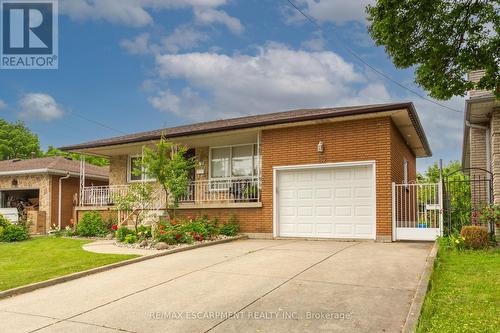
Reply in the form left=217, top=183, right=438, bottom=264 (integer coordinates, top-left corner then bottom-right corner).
left=317, top=141, right=324, bottom=153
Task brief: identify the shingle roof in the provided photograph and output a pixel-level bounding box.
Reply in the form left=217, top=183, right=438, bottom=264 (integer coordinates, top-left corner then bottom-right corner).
left=0, top=156, right=109, bottom=178
left=60, top=102, right=431, bottom=156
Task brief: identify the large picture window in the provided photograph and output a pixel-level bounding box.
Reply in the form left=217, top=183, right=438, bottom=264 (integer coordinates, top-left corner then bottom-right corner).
left=210, top=144, right=259, bottom=179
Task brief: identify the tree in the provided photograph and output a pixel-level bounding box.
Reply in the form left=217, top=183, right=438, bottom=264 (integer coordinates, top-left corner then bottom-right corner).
left=45, top=146, right=109, bottom=166
left=367, top=0, right=499, bottom=100
left=114, top=183, right=154, bottom=232
left=417, top=160, right=463, bottom=183
left=0, top=119, right=41, bottom=160
left=140, top=137, right=196, bottom=217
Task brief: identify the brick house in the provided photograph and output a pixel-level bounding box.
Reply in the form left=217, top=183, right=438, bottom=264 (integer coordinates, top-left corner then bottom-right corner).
left=0, top=157, right=108, bottom=233
left=62, top=102, right=431, bottom=241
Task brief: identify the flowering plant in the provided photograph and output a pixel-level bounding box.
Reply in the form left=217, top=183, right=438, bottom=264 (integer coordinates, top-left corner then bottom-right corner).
left=111, top=225, right=118, bottom=231
left=477, top=204, right=500, bottom=226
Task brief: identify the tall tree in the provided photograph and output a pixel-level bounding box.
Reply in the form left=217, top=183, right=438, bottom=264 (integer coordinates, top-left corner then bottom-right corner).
left=367, top=0, right=499, bottom=99
left=0, top=119, right=41, bottom=160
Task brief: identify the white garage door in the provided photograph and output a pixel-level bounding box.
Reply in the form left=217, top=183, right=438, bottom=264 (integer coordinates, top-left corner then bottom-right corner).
left=276, top=164, right=375, bottom=239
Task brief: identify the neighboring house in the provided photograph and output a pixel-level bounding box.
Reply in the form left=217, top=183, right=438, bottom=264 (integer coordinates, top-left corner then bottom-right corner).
left=0, top=157, right=108, bottom=233
left=462, top=70, right=500, bottom=207
left=61, top=102, right=431, bottom=241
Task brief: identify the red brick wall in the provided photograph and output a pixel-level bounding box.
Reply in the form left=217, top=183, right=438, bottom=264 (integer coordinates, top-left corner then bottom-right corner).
left=178, top=116, right=417, bottom=238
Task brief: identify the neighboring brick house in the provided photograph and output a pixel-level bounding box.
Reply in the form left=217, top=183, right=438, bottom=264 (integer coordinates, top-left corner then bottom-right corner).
left=62, top=102, right=431, bottom=241
left=462, top=70, right=500, bottom=207
left=0, top=157, right=108, bottom=233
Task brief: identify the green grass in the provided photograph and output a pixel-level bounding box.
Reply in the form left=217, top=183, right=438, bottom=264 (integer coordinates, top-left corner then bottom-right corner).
left=0, top=237, right=138, bottom=291
left=417, top=246, right=500, bottom=333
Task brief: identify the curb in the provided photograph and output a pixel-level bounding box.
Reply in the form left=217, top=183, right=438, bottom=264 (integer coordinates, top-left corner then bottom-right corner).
left=402, top=241, right=438, bottom=333
left=0, top=235, right=248, bottom=300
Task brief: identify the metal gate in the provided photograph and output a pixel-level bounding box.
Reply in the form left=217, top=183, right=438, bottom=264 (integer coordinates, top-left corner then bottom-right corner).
left=392, top=182, right=443, bottom=241
left=444, top=168, right=493, bottom=235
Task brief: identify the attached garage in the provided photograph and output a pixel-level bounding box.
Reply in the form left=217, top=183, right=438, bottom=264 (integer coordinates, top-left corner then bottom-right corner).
left=274, top=162, right=376, bottom=240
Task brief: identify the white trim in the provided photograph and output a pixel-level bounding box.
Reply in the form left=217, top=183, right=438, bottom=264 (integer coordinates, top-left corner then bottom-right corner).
left=0, top=169, right=107, bottom=181
left=273, top=160, right=377, bottom=240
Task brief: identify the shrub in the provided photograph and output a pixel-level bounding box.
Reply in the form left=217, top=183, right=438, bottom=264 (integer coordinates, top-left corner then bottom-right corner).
left=116, top=226, right=134, bottom=242
left=199, top=215, right=220, bottom=237
left=0, top=214, right=11, bottom=228
left=157, top=230, right=176, bottom=244
left=220, top=214, right=240, bottom=236
left=1, top=224, right=29, bottom=242
left=180, top=220, right=208, bottom=239
left=137, top=225, right=152, bottom=240
left=104, top=214, right=118, bottom=232
left=460, top=226, right=489, bottom=249
left=76, top=212, right=107, bottom=237
left=123, top=234, right=138, bottom=244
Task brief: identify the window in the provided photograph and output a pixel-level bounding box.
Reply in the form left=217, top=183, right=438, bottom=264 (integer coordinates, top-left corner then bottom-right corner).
left=210, top=147, right=230, bottom=178
left=403, top=159, right=408, bottom=184
left=128, top=155, right=153, bottom=182
left=210, top=144, right=259, bottom=179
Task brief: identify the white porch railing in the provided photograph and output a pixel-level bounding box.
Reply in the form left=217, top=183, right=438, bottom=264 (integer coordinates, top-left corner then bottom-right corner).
left=80, top=177, right=261, bottom=207
left=179, top=177, right=261, bottom=203
left=81, top=185, right=130, bottom=206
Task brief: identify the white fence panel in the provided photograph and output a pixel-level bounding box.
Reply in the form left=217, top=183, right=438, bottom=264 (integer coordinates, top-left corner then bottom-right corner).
left=392, top=182, right=443, bottom=241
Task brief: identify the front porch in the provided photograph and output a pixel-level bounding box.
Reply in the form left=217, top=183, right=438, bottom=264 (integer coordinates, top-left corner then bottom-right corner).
left=79, top=176, right=262, bottom=208
left=78, top=128, right=263, bottom=210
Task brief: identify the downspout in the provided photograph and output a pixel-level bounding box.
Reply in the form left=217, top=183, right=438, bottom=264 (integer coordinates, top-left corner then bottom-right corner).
left=465, top=121, right=491, bottom=203
left=58, top=172, right=71, bottom=230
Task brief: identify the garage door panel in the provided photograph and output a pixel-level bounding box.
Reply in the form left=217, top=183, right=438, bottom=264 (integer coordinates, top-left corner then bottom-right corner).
left=297, top=189, right=313, bottom=199
left=315, top=206, right=333, bottom=216
left=297, top=223, right=314, bottom=234
left=315, top=188, right=332, bottom=199
left=297, top=206, right=314, bottom=217
left=315, top=223, right=333, bottom=234
left=277, top=164, right=375, bottom=239
left=355, top=206, right=373, bottom=217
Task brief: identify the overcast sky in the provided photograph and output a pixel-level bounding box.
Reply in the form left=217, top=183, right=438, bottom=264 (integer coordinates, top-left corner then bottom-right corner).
left=0, top=0, right=465, bottom=172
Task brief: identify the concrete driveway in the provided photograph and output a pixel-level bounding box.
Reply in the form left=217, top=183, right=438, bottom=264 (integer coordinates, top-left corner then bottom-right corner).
left=0, top=239, right=432, bottom=333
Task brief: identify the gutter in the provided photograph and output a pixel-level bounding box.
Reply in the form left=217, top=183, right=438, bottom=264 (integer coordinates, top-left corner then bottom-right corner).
left=58, top=172, right=71, bottom=230
left=0, top=168, right=108, bottom=181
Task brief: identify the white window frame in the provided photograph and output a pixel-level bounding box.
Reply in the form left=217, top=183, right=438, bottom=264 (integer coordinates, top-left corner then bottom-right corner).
left=208, top=143, right=259, bottom=181
left=127, top=155, right=155, bottom=183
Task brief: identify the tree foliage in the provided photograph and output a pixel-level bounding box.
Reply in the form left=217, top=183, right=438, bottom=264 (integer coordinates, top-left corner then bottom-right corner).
left=417, top=160, right=464, bottom=183
left=45, top=146, right=109, bottom=166
left=0, top=119, right=41, bottom=160
left=140, top=137, right=196, bottom=216
left=367, top=0, right=499, bottom=99
left=114, top=183, right=154, bottom=232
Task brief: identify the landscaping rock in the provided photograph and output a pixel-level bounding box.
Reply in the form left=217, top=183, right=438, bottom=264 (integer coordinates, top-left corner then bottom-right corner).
left=106, top=233, right=114, bottom=240
left=139, top=240, right=148, bottom=248
left=155, top=242, right=168, bottom=250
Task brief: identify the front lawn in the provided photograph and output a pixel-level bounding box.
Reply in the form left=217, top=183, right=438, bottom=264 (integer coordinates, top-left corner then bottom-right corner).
left=0, top=237, right=138, bottom=291
left=417, top=246, right=500, bottom=333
